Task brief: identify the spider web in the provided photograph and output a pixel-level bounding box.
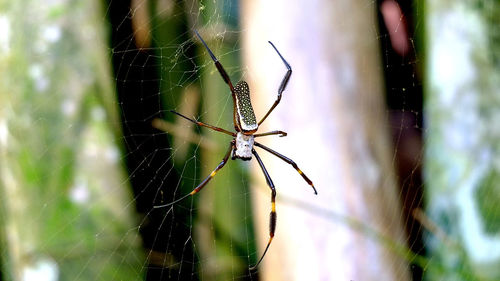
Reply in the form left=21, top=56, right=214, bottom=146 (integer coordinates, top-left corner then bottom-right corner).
left=0, top=0, right=440, bottom=280
left=109, top=1, right=257, bottom=280
left=108, top=0, right=426, bottom=279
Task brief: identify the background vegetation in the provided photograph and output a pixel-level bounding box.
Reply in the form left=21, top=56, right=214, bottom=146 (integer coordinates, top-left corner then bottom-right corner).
left=1, top=0, right=499, bottom=280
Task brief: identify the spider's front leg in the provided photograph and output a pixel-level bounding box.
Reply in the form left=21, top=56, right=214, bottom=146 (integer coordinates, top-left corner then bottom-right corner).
left=194, top=29, right=235, bottom=91
left=258, top=41, right=292, bottom=126
left=250, top=149, right=277, bottom=270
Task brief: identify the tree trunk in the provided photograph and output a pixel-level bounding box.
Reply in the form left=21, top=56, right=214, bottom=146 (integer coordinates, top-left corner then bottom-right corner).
left=241, top=0, right=411, bottom=280
left=425, top=1, right=500, bottom=280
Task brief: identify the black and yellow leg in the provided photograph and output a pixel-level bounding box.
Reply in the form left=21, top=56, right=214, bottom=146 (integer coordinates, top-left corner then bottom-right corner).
left=251, top=149, right=277, bottom=270
left=255, top=142, right=318, bottom=195
left=154, top=141, right=234, bottom=208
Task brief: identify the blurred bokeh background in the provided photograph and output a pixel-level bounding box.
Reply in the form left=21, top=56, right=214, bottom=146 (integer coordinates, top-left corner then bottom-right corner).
left=1, top=0, right=499, bottom=280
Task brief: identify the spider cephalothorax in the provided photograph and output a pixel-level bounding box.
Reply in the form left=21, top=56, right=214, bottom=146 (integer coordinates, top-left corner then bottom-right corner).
left=155, top=30, right=317, bottom=269
left=234, top=132, right=254, bottom=160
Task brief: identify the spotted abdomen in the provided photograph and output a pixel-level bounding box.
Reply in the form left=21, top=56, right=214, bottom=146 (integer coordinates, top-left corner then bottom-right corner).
left=234, top=81, right=258, bottom=133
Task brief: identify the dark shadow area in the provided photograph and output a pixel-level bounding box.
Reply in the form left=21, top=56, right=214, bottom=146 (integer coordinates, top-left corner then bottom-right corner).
left=106, top=1, right=198, bottom=280
left=377, top=1, right=424, bottom=280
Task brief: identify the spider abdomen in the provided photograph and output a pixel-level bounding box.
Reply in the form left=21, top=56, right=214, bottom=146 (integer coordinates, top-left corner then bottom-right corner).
left=233, top=132, right=254, bottom=161
left=234, top=81, right=258, bottom=133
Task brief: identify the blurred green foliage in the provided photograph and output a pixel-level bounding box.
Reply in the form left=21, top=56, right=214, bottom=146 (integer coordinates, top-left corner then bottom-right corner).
left=0, top=0, right=143, bottom=280
left=425, top=1, right=500, bottom=280
left=475, top=171, right=500, bottom=234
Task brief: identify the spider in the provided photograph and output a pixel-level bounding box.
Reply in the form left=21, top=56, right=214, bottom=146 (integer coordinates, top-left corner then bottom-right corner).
left=155, top=30, right=317, bottom=269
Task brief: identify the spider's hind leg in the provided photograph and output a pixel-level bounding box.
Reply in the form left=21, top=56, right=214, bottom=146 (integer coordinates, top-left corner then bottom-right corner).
left=255, top=141, right=317, bottom=195
left=154, top=141, right=234, bottom=208
left=250, top=149, right=277, bottom=270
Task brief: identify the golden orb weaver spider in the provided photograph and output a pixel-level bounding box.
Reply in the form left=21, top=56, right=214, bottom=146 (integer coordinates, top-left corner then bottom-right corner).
left=155, top=30, right=317, bottom=269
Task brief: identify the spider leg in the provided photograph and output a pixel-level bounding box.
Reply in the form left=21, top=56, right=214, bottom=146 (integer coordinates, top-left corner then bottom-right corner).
left=250, top=149, right=277, bottom=270
left=257, top=42, right=292, bottom=126
left=154, top=141, right=234, bottom=208
left=170, top=110, right=235, bottom=137
left=194, top=30, right=235, bottom=92
left=255, top=142, right=317, bottom=195
left=253, top=130, right=287, bottom=138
